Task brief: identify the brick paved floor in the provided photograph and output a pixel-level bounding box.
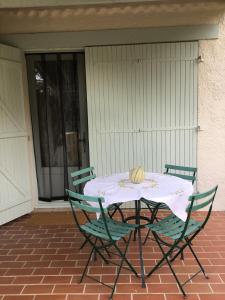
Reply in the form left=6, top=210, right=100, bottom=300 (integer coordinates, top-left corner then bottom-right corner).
left=0, top=211, right=225, bottom=300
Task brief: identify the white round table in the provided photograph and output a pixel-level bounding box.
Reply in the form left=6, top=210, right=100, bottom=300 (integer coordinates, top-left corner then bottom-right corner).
left=84, top=172, right=193, bottom=221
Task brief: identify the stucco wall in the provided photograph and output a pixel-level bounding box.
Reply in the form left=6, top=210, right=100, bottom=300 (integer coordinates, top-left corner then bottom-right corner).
left=198, top=13, right=225, bottom=210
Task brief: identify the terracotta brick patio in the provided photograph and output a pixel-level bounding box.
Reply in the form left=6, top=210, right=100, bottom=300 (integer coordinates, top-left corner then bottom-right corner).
left=0, top=211, right=225, bottom=300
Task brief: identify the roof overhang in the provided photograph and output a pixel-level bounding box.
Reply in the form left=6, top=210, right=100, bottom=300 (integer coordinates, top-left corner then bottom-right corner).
left=0, top=1, right=224, bottom=34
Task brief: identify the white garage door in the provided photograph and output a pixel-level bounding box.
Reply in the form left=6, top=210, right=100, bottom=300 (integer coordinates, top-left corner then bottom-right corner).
left=85, top=42, right=198, bottom=180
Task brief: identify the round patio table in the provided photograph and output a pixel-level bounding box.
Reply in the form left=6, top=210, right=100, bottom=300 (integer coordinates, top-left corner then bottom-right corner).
left=84, top=172, right=193, bottom=287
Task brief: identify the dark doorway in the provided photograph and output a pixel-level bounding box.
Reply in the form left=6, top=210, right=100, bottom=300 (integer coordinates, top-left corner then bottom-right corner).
left=26, top=53, right=89, bottom=201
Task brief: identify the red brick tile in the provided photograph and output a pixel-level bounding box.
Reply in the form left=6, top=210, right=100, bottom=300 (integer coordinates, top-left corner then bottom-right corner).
left=0, top=255, right=18, bottom=261
left=192, top=274, right=222, bottom=283
left=13, top=276, right=43, bottom=284
left=71, top=275, right=100, bottom=284
left=211, top=284, right=225, bottom=292
left=199, top=296, right=225, bottom=300
left=85, top=284, right=110, bottom=293
left=3, top=296, right=34, bottom=300
left=147, top=283, right=179, bottom=293
left=0, top=261, right=24, bottom=268
left=0, top=268, right=7, bottom=275
left=25, top=243, right=48, bottom=249
left=22, top=284, right=54, bottom=294
left=42, top=275, right=72, bottom=284
left=206, top=266, right=225, bottom=273
left=88, top=266, right=116, bottom=275
left=0, top=276, right=15, bottom=284
left=24, top=261, right=50, bottom=268
left=116, top=283, right=148, bottom=293
left=68, top=296, right=98, bottom=300
left=0, top=250, right=10, bottom=255
left=133, top=295, right=164, bottom=300
left=5, top=268, right=33, bottom=276
left=48, top=243, right=71, bottom=249
left=210, top=258, right=225, bottom=265
left=1, top=212, right=225, bottom=300
left=59, top=249, right=79, bottom=255
left=160, top=274, right=189, bottom=283
left=101, top=274, right=130, bottom=283
left=16, top=255, right=42, bottom=261
left=34, top=296, right=66, bottom=300
left=50, top=261, right=76, bottom=267
left=61, top=267, right=84, bottom=275
left=131, top=274, right=160, bottom=283
left=166, top=295, right=199, bottom=300
left=184, top=283, right=211, bottom=293
left=0, top=285, right=23, bottom=294
left=9, top=249, right=34, bottom=255
left=42, top=254, right=67, bottom=261
left=33, top=268, right=61, bottom=275
left=33, top=248, right=57, bottom=255
left=53, top=284, right=84, bottom=293
left=183, top=258, right=211, bottom=266
left=18, top=239, right=41, bottom=244
left=100, top=294, right=132, bottom=300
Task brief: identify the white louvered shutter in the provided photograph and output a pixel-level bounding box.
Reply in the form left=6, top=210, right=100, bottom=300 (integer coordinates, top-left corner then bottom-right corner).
left=85, top=42, right=198, bottom=207
left=0, top=44, right=33, bottom=224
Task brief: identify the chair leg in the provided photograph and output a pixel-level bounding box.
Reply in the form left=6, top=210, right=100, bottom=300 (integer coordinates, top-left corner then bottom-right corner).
left=113, top=234, right=138, bottom=277
left=153, top=233, right=186, bottom=297
left=185, top=237, right=208, bottom=278
left=83, top=233, right=109, bottom=265
left=79, top=235, right=90, bottom=250
left=80, top=238, right=97, bottom=283
left=142, top=228, right=151, bottom=245
left=116, top=205, right=125, bottom=223
left=108, top=204, right=125, bottom=222
left=99, top=238, right=111, bottom=258
left=133, top=228, right=137, bottom=241
left=142, top=206, right=159, bottom=246
left=109, top=231, right=133, bottom=299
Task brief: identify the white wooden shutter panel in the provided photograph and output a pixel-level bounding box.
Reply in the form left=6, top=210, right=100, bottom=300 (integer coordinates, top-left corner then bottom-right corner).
left=0, top=44, right=33, bottom=225
left=85, top=42, right=198, bottom=178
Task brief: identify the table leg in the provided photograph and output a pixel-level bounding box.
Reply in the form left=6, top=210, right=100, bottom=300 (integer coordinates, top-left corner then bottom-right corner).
left=136, top=200, right=146, bottom=287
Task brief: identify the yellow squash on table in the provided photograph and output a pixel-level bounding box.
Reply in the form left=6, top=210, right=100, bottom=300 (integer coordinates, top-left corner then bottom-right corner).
left=129, top=167, right=145, bottom=184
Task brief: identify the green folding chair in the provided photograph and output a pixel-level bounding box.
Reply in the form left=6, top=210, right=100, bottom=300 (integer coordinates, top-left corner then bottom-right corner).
left=67, top=189, right=138, bottom=299
left=144, top=185, right=218, bottom=297
left=71, top=167, right=125, bottom=250
left=71, top=166, right=96, bottom=193
left=142, top=164, right=197, bottom=245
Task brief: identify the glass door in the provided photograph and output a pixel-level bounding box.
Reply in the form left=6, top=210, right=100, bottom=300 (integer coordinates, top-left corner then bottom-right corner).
left=26, top=53, right=89, bottom=201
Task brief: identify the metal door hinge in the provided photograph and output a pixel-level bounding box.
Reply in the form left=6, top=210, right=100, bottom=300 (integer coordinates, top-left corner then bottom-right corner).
left=197, top=55, right=204, bottom=63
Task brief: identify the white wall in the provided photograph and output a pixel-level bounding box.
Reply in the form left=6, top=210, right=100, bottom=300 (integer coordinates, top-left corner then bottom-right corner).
left=198, top=14, right=225, bottom=210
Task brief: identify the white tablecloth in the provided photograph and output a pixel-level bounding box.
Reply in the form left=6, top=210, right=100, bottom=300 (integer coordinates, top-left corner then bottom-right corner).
left=84, top=172, right=193, bottom=221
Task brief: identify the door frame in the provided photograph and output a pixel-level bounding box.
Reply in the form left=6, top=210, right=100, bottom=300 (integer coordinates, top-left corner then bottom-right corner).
left=26, top=51, right=90, bottom=206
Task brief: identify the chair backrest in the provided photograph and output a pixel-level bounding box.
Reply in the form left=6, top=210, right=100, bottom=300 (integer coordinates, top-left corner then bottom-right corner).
left=180, top=185, right=218, bottom=240
left=71, top=167, right=96, bottom=191
left=164, top=164, right=197, bottom=185
left=66, top=189, right=112, bottom=239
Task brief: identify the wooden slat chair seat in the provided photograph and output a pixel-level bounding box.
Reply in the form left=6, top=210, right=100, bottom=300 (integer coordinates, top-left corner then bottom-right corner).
left=67, top=189, right=138, bottom=299
left=144, top=186, right=218, bottom=297
left=146, top=214, right=202, bottom=241
left=81, top=217, right=136, bottom=241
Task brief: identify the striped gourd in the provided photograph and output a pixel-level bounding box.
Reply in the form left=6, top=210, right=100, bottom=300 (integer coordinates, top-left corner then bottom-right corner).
left=129, top=167, right=145, bottom=184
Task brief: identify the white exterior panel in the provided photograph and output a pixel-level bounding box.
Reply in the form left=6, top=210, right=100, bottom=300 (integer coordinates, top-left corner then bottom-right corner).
left=0, top=44, right=33, bottom=224
left=85, top=42, right=198, bottom=207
